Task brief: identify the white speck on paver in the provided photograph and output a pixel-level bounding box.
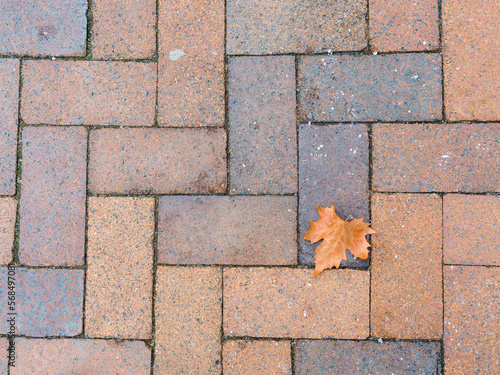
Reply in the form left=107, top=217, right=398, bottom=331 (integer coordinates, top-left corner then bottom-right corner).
left=378, top=338, right=383, bottom=344
left=169, top=49, right=186, bottom=61
left=212, top=51, right=218, bottom=55
left=287, top=301, right=292, bottom=308
left=412, top=75, right=420, bottom=80
left=442, top=154, right=450, bottom=158
left=373, top=51, right=378, bottom=55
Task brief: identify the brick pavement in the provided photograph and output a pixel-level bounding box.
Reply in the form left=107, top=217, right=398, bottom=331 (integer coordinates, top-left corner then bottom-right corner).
left=0, top=0, right=499, bottom=373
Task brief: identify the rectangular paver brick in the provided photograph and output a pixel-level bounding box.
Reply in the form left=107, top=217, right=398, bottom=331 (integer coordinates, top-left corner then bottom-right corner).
left=158, top=196, right=297, bottom=265
left=444, top=194, right=500, bottom=266
left=373, top=123, right=500, bottom=192
left=0, top=59, right=19, bottom=195
left=299, top=124, right=369, bottom=267
left=19, top=126, right=87, bottom=266
left=155, top=266, right=222, bottom=374
left=223, top=340, right=291, bottom=375
left=0, top=338, right=8, bottom=374
left=0, top=198, right=15, bottom=264
left=92, top=0, right=156, bottom=59
left=370, top=0, right=439, bottom=52
left=0, top=0, right=87, bottom=56
left=371, top=194, right=442, bottom=339
left=444, top=266, right=500, bottom=374
left=224, top=267, right=369, bottom=339
left=295, top=340, right=442, bottom=374
left=21, top=60, right=156, bottom=126
left=86, top=197, right=154, bottom=339
left=158, top=0, right=224, bottom=127
left=229, top=56, right=297, bottom=195
left=443, top=0, right=500, bottom=121
left=0, top=268, right=84, bottom=337
left=88, top=128, right=227, bottom=194
left=227, top=0, right=367, bottom=54
left=298, top=54, right=442, bottom=122
left=12, top=338, right=150, bottom=374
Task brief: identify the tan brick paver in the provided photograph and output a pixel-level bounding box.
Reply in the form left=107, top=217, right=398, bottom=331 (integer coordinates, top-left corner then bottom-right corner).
left=92, top=0, right=156, bottom=59
left=0, top=198, right=16, bottom=264
left=444, top=194, right=500, bottom=266
left=12, top=338, right=151, bottom=374
left=157, top=0, right=224, bottom=127
left=155, top=266, right=222, bottom=374
left=444, top=266, right=500, bottom=373
left=224, top=267, right=369, bottom=339
left=21, top=60, right=156, bottom=125
left=85, top=197, right=154, bottom=339
left=371, top=194, right=443, bottom=339
left=223, top=340, right=292, bottom=375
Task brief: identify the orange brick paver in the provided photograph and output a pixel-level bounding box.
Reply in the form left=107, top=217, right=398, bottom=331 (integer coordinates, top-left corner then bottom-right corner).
left=2, top=0, right=500, bottom=373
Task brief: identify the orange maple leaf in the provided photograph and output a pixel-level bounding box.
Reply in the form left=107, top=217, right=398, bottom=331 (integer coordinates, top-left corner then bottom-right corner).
left=305, top=203, right=376, bottom=276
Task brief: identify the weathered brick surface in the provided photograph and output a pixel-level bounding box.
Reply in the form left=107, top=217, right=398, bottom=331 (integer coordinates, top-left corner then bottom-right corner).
left=370, top=0, right=439, bottom=52
left=295, top=340, right=442, bottom=374
left=12, top=338, right=151, bottom=374
left=92, top=0, right=156, bottom=59
left=444, top=266, right=500, bottom=374
left=88, top=128, right=226, bottom=194
left=444, top=194, right=500, bottom=266
left=371, top=194, right=442, bottom=339
left=19, top=126, right=87, bottom=266
left=443, top=0, right=500, bottom=121
left=227, top=0, right=367, bottom=54
left=224, top=268, right=369, bottom=338
left=86, top=197, right=154, bottom=339
left=0, top=59, right=19, bottom=195
left=228, top=56, right=297, bottom=194
left=0, top=268, right=84, bottom=337
left=223, top=340, right=291, bottom=375
left=158, top=196, right=297, bottom=265
left=0, top=338, right=8, bottom=374
left=158, top=0, right=224, bottom=127
left=372, top=123, right=500, bottom=192
left=298, top=54, right=442, bottom=122
left=155, top=266, right=222, bottom=374
left=21, top=60, right=156, bottom=126
left=0, top=0, right=87, bottom=56
left=0, top=198, right=16, bottom=264
left=298, top=124, right=369, bottom=267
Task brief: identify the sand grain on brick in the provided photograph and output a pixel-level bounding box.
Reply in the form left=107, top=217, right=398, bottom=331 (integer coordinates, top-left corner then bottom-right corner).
left=295, top=340, right=442, bottom=374
left=229, top=56, right=297, bottom=195
left=371, top=194, right=442, bottom=339
left=444, top=266, right=500, bottom=374
left=158, top=0, right=224, bottom=126
left=373, top=123, right=500, bottom=192
left=155, top=266, right=222, bottom=374
left=158, top=196, right=297, bottom=265
left=444, top=194, right=500, bottom=266
left=19, top=126, right=87, bottom=266
left=0, top=59, right=20, bottom=195
left=12, top=338, right=151, bottom=374
left=223, top=340, right=291, bottom=375
left=0, top=268, right=84, bottom=337
left=0, top=198, right=16, bottom=264
left=298, top=54, right=442, bottom=122
left=92, top=0, right=156, bottom=59
left=370, top=0, right=439, bottom=52
left=21, top=60, right=156, bottom=126
left=299, top=124, right=369, bottom=268
left=0, top=0, right=87, bottom=56
left=88, top=128, right=226, bottom=194
left=227, top=0, right=367, bottom=54
left=224, top=267, right=369, bottom=338
left=86, top=197, right=154, bottom=339
left=443, top=0, right=500, bottom=121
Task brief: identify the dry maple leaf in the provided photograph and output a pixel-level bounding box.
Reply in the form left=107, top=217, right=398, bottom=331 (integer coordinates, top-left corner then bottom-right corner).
left=305, top=203, right=376, bottom=276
